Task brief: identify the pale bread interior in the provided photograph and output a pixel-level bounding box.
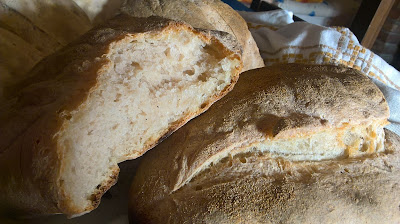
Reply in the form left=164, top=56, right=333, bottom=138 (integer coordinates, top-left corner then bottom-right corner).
left=239, top=121, right=386, bottom=161
left=56, top=30, right=240, bottom=210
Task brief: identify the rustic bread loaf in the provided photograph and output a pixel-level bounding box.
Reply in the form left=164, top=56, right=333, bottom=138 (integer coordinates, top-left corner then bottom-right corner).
left=0, top=0, right=91, bottom=46
left=129, top=64, right=396, bottom=223
left=0, top=0, right=91, bottom=100
left=122, top=0, right=264, bottom=72
left=0, top=2, right=62, bottom=56
left=0, top=14, right=242, bottom=217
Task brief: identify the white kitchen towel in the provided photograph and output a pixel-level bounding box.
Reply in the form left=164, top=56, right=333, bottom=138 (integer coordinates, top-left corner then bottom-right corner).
left=259, top=0, right=361, bottom=26
left=239, top=9, right=400, bottom=135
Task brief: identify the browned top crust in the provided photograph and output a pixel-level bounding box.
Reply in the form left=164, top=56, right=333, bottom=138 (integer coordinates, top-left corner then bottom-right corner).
left=122, top=0, right=264, bottom=71
left=0, top=14, right=241, bottom=216
left=129, top=64, right=391, bottom=223
left=130, top=129, right=400, bottom=223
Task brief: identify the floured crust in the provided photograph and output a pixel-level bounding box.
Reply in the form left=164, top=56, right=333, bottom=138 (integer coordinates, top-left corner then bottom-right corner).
left=129, top=64, right=392, bottom=223
left=122, top=0, right=264, bottom=71
left=131, top=129, right=400, bottom=223
left=0, top=15, right=241, bottom=217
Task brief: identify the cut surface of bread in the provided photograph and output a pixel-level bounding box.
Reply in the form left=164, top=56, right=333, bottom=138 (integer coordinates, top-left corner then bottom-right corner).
left=129, top=64, right=393, bottom=223
left=0, top=15, right=241, bottom=217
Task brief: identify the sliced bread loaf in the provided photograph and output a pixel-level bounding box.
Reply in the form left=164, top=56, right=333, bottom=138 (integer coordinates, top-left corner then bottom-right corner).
left=0, top=14, right=242, bottom=217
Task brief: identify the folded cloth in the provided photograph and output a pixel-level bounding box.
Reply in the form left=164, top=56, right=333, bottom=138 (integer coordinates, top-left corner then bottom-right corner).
left=239, top=9, right=400, bottom=135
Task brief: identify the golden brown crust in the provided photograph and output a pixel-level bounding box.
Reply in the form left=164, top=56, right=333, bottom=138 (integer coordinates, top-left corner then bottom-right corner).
left=130, top=129, right=400, bottom=223
left=122, top=0, right=264, bottom=71
left=129, top=64, right=392, bottom=223
left=0, top=15, right=241, bottom=217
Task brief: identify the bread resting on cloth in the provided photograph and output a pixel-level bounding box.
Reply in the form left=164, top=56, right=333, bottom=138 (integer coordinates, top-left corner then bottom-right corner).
left=0, top=14, right=242, bottom=217
left=129, top=64, right=399, bottom=223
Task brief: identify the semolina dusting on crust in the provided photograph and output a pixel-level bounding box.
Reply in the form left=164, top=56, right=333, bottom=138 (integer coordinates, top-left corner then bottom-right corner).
left=129, top=64, right=397, bottom=223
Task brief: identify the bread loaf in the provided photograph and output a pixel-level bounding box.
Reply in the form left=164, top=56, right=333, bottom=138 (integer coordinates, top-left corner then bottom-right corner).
left=0, top=0, right=91, bottom=100
left=0, top=0, right=91, bottom=46
left=129, top=64, right=397, bottom=223
left=122, top=0, right=264, bottom=72
left=0, top=27, right=44, bottom=89
left=0, top=14, right=242, bottom=217
left=0, top=2, right=62, bottom=56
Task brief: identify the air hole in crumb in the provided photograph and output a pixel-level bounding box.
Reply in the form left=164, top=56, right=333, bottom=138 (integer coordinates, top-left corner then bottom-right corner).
left=164, top=48, right=171, bottom=57
left=361, top=143, right=369, bottom=152
left=178, top=54, right=184, bottom=61
left=112, top=124, right=119, bottom=130
left=344, top=168, right=349, bottom=173
left=198, top=72, right=209, bottom=82
left=200, top=103, right=207, bottom=109
left=35, top=139, right=40, bottom=145
left=195, top=186, right=202, bottom=191
left=131, top=61, right=142, bottom=70
left=87, top=130, right=93, bottom=135
left=96, top=184, right=101, bottom=189
left=320, top=119, right=328, bottom=125
left=183, top=70, right=195, bottom=76
left=203, top=45, right=224, bottom=60
left=239, top=157, right=246, bottom=164
left=65, top=115, right=72, bottom=120
left=89, top=194, right=97, bottom=201
left=114, top=93, right=122, bottom=102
